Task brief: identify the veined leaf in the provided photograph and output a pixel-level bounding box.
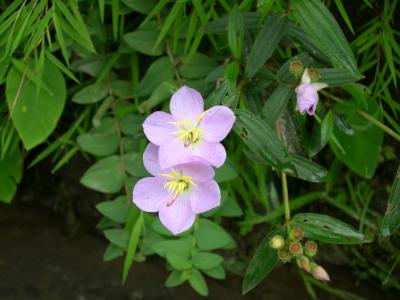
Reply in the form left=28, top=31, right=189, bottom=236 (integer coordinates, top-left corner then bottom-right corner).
left=382, top=166, right=400, bottom=236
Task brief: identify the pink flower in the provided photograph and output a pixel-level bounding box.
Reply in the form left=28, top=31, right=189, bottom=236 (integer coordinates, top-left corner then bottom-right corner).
left=133, top=143, right=221, bottom=235
left=295, top=68, right=328, bottom=115
left=143, top=86, right=235, bottom=169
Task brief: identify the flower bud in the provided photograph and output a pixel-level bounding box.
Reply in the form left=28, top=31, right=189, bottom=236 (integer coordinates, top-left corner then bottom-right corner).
left=270, top=235, right=285, bottom=250
left=311, top=264, right=330, bottom=281
left=296, top=256, right=311, bottom=273
left=304, top=241, right=318, bottom=257
left=288, top=242, right=303, bottom=257
left=289, top=227, right=304, bottom=241
left=308, top=68, right=320, bottom=82
left=278, top=248, right=291, bottom=263
left=289, top=60, right=304, bottom=77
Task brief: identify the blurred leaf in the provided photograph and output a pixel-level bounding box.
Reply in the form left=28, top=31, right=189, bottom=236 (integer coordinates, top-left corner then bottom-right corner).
left=72, top=81, right=108, bottom=104
left=320, top=110, right=334, bottom=147
left=122, top=0, right=157, bottom=14
left=80, top=155, right=124, bottom=193
left=77, top=123, right=118, bottom=156
left=152, top=236, right=193, bottom=257
left=188, top=269, right=208, bottom=296
left=138, top=57, right=174, bottom=97
left=202, top=265, right=226, bottom=279
left=166, top=253, right=192, bottom=271
left=246, top=14, right=288, bottom=78
left=333, top=0, right=354, bottom=35
left=381, top=166, right=400, bottom=236
left=96, top=196, right=130, bottom=223
left=287, top=154, right=328, bottom=183
left=242, top=229, right=280, bottom=294
left=123, top=22, right=164, bottom=56
left=331, top=84, right=383, bottom=178
left=103, top=243, right=124, bottom=261
left=195, top=218, right=236, bottom=250
left=154, top=1, right=183, bottom=48
left=6, top=58, right=66, bottom=150
left=178, top=53, right=217, bottom=79
left=293, top=213, right=367, bottom=244
left=165, top=271, right=186, bottom=287
left=104, top=228, right=129, bottom=249
left=319, top=68, right=360, bottom=87
left=228, top=5, right=244, bottom=59
left=215, top=161, right=238, bottom=182
left=192, top=252, right=224, bottom=270
left=291, top=0, right=359, bottom=77
left=123, top=213, right=143, bottom=283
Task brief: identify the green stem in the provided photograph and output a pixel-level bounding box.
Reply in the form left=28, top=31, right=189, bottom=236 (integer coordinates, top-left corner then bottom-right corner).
left=281, top=172, right=291, bottom=222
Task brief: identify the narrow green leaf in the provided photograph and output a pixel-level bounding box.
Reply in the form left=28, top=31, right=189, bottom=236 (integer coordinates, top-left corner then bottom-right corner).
left=291, top=0, right=359, bottom=77
left=288, top=154, right=328, bottom=183
left=154, top=1, right=183, bottom=48
left=122, top=213, right=143, bottom=283
left=242, top=229, right=280, bottom=294
left=262, top=85, right=292, bottom=127
left=188, top=269, right=208, bottom=296
left=292, top=213, right=367, bottom=244
left=382, top=166, right=400, bottom=236
left=246, top=14, right=288, bottom=78
left=111, top=0, right=119, bottom=39
left=228, top=5, right=244, bottom=60
left=333, top=0, right=355, bottom=34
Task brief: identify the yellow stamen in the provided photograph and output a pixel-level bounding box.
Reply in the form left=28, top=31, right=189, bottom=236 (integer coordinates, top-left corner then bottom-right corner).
left=160, top=168, right=196, bottom=199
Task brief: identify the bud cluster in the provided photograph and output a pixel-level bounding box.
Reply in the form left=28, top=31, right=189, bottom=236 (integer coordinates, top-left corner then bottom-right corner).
left=269, top=226, right=330, bottom=282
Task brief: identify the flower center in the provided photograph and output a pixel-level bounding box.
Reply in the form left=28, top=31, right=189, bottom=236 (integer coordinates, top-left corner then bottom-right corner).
left=160, top=168, right=196, bottom=207
left=169, top=113, right=205, bottom=147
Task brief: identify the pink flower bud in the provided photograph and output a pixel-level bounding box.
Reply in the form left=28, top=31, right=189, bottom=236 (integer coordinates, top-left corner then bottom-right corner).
left=311, top=264, right=330, bottom=281
left=289, top=242, right=303, bottom=257
left=297, top=256, right=311, bottom=273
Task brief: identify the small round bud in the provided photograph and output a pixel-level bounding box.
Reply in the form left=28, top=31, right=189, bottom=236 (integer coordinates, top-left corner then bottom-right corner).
left=304, top=241, right=318, bottom=257
left=308, top=68, right=320, bottom=82
left=289, top=242, right=303, bottom=257
left=296, top=256, right=311, bottom=273
left=311, top=264, right=330, bottom=281
left=278, top=248, right=291, bottom=263
left=289, top=60, right=304, bottom=77
left=270, top=235, right=285, bottom=250
left=289, top=227, right=304, bottom=241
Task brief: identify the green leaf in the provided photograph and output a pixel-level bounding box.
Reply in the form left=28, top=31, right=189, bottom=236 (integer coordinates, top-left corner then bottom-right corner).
left=320, top=111, right=334, bottom=146
left=195, top=218, right=236, bottom=251
left=123, top=152, right=147, bottom=177
left=103, top=243, right=124, bottom=261
left=293, top=213, right=367, bottom=244
left=104, top=228, right=129, bottom=249
left=291, top=0, right=359, bottom=77
left=80, top=155, right=124, bottom=193
left=188, top=269, right=208, bottom=296
left=122, top=0, right=157, bottom=14
left=261, top=84, right=292, bottom=127
left=330, top=84, right=383, bottom=178
left=287, top=154, right=328, bottom=183
left=319, top=68, right=360, bottom=87
left=178, top=53, right=217, bottom=80
left=96, top=196, right=129, bottom=223
left=72, top=81, right=108, bottom=104
left=165, top=271, right=186, bottom=287
left=192, top=252, right=224, bottom=270
left=6, top=58, right=66, bottom=150
left=0, top=144, right=22, bottom=203
left=242, top=229, right=280, bottom=294
left=77, top=121, right=118, bottom=156
left=152, top=236, right=193, bottom=258
left=202, top=265, right=226, bottom=280
left=138, top=57, right=174, bottom=97
left=234, top=109, right=291, bottom=170
left=215, top=161, right=238, bottom=182
left=381, top=166, right=400, bottom=236
left=228, top=5, right=244, bottom=59
left=122, top=213, right=143, bottom=283
left=166, top=253, right=192, bottom=271
left=123, top=22, right=164, bottom=56
left=246, top=14, right=288, bottom=78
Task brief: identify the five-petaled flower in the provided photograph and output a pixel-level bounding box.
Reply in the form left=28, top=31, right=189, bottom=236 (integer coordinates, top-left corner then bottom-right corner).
left=143, top=86, right=235, bottom=169
left=133, top=143, right=221, bottom=235
left=295, top=68, right=328, bottom=116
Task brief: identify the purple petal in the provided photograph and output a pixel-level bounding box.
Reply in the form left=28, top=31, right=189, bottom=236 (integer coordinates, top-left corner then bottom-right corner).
left=295, top=83, right=319, bottom=116
left=143, top=111, right=176, bottom=145
left=170, top=86, right=204, bottom=124
left=174, top=162, right=215, bottom=182
left=158, top=139, right=203, bottom=169
left=190, top=180, right=220, bottom=214
left=159, top=196, right=196, bottom=235
left=199, top=106, right=235, bottom=142
left=133, top=177, right=169, bottom=212
left=143, top=143, right=163, bottom=176
left=193, top=141, right=226, bottom=168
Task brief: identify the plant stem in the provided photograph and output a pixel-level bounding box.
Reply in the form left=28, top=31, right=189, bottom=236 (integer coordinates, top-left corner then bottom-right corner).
left=281, top=172, right=291, bottom=222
